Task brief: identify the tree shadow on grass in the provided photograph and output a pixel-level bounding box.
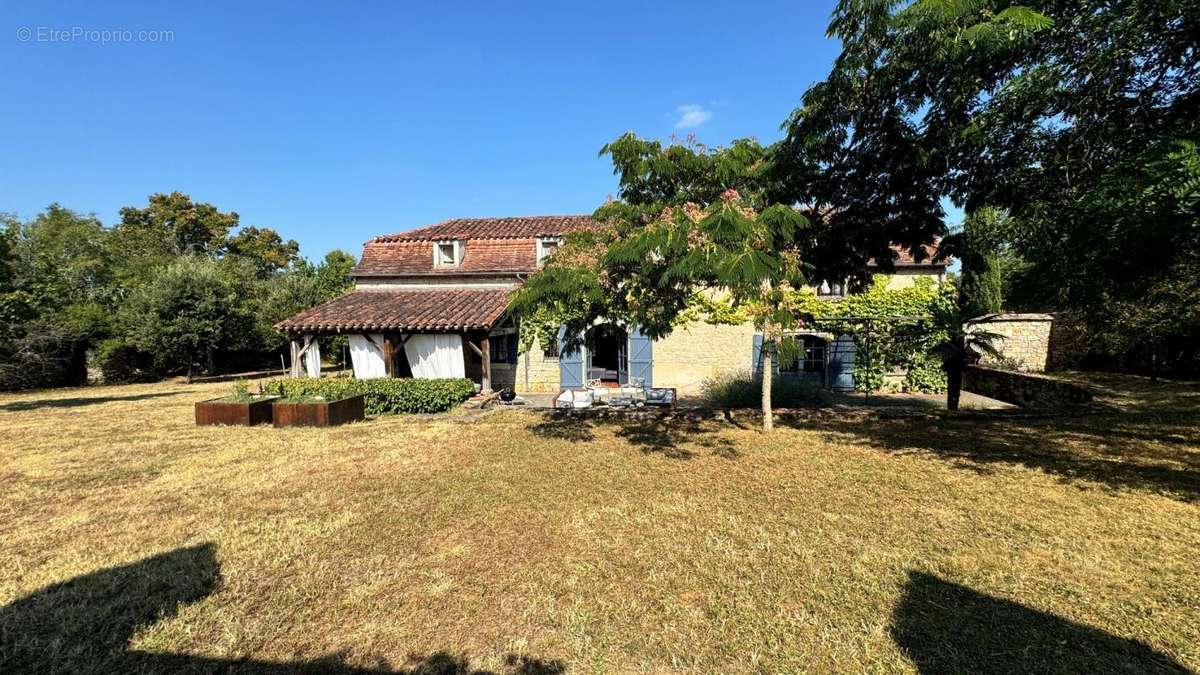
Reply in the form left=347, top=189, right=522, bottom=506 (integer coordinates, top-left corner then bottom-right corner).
left=891, top=570, right=1189, bottom=674
left=776, top=409, right=1200, bottom=502
left=0, top=543, right=565, bottom=674
left=0, top=391, right=181, bottom=412
left=527, top=411, right=738, bottom=460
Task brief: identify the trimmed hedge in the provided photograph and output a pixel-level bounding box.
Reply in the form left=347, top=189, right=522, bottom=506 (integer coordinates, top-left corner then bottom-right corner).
left=265, top=377, right=475, bottom=415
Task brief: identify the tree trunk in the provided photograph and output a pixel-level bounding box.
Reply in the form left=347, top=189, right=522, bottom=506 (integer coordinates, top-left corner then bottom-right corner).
left=761, top=337, right=774, bottom=433
left=946, top=357, right=963, bottom=411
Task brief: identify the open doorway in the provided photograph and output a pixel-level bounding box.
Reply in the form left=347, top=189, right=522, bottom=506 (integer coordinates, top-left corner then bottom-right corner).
left=586, top=324, right=628, bottom=386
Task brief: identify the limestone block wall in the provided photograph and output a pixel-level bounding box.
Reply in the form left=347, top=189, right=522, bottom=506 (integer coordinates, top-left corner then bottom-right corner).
left=967, top=313, right=1054, bottom=372
left=516, top=336, right=561, bottom=393
left=878, top=268, right=946, bottom=290
left=652, top=322, right=757, bottom=395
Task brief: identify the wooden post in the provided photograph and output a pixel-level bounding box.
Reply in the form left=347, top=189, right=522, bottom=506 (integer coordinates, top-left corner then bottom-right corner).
left=289, top=339, right=302, bottom=378
left=383, top=335, right=395, bottom=378
left=480, top=334, right=491, bottom=393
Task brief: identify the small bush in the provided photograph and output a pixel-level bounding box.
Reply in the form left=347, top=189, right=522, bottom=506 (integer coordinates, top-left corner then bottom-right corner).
left=700, top=369, right=829, bottom=409
left=265, top=377, right=475, bottom=415
left=902, top=354, right=948, bottom=393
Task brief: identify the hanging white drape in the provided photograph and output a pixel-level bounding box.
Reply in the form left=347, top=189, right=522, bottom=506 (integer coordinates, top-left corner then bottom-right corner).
left=349, top=334, right=387, bottom=379
left=303, top=340, right=321, bottom=378
left=404, top=334, right=465, bottom=379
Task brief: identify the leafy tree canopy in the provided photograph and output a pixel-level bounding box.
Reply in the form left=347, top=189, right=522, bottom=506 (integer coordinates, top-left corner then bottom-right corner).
left=113, top=192, right=240, bottom=270
left=119, top=256, right=255, bottom=379
left=513, top=134, right=810, bottom=429
left=779, top=0, right=1200, bottom=370
left=222, top=225, right=300, bottom=278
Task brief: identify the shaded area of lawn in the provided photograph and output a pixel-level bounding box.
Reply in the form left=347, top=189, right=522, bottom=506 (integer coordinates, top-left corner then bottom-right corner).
left=0, top=544, right=564, bottom=674
left=892, top=571, right=1189, bottom=674
left=0, top=390, right=181, bottom=412
left=775, top=408, right=1200, bottom=502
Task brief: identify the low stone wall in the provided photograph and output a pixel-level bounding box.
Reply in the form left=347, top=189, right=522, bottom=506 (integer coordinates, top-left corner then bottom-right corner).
left=962, top=365, right=1094, bottom=409
left=967, top=313, right=1054, bottom=372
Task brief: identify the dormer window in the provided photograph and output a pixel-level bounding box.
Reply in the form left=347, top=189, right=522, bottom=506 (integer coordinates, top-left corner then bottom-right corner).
left=434, top=240, right=462, bottom=267
left=537, top=237, right=562, bottom=266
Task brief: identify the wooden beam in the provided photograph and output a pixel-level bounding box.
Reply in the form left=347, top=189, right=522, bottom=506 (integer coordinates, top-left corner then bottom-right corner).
left=465, top=337, right=484, bottom=358
left=480, top=334, right=491, bottom=393
left=383, top=335, right=395, bottom=378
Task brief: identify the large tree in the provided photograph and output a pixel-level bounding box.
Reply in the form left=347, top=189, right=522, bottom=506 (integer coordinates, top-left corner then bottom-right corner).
left=222, top=225, right=301, bottom=278
left=781, top=0, right=1200, bottom=372
left=112, top=192, right=240, bottom=271
left=0, top=205, right=115, bottom=386
left=513, top=135, right=808, bottom=431
left=120, top=257, right=255, bottom=381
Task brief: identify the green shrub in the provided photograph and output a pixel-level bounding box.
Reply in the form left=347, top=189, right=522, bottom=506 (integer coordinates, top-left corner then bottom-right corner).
left=265, top=377, right=475, bottom=415
left=227, top=380, right=253, bottom=402
left=902, top=354, right=947, bottom=393
left=700, top=369, right=829, bottom=409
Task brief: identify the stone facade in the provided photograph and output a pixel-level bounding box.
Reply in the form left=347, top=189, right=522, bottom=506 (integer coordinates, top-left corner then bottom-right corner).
left=652, top=322, right=758, bottom=395
left=880, top=267, right=947, bottom=290
left=514, top=323, right=758, bottom=395
left=967, top=313, right=1054, bottom=372
left=515, top=336, right=563, bottom=393
left=962, top=365, right=1094, bottom=408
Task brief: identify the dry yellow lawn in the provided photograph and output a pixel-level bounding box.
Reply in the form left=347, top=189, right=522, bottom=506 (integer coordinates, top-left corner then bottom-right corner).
left=1, top=374, right=1197, bottom=673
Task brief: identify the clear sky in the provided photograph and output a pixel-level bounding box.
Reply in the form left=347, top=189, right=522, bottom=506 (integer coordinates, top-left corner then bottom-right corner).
left=3, top=1, right=862, bottom=260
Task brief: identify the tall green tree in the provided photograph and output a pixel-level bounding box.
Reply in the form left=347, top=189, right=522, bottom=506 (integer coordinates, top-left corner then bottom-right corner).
left=120, top=257, right=255, bottom=381
left=781, top=0, right=1200, bottom=373
left=1, top=205, right=115, bottom=386
left=513, top=135, right=808, bottom=431
left=112, top=192, right=240, bottom=270
left=222, top=226, right=300, bottom=278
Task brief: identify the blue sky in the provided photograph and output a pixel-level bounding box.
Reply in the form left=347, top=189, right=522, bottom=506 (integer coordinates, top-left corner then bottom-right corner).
left=1, top=1, right=907, bottom=260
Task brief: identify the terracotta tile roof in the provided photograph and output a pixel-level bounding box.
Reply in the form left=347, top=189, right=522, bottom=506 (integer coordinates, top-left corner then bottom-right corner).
left=352, top=214, right=948, bottom=277
left=275, top=289, right=510, bottom=334
left=874, top=240, right=945, bottom=267
left=354, top=238, right=539, bottom=276
left=372, top=215, right=595, bottom=242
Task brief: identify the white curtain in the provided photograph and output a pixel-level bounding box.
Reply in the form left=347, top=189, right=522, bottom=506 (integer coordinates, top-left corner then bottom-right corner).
left=303, top=340, right=321, bottom=378
left=404, top=334, right=465, bottom=379
left=349, top=334, right=387, bottom=379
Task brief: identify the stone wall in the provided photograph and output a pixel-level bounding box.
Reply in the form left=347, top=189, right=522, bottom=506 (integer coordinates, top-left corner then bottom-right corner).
left=515, top=335, right=561, bottom=393
left=962, top=365, right=1094, bottom=408
left=515, top=323, right=757, bottom=395
left=653, top=322, right=758, bottom=395
left=967, top=313, right=1054, bottom=372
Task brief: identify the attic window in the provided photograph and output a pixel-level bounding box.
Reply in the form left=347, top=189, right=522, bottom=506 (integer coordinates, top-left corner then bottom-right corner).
left=434, top=240, right=461, bottom=267
left=536, top=237, right=561, bottom=265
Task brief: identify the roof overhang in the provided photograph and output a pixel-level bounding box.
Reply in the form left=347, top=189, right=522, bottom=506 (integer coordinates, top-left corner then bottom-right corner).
left=275, top=288, right=511, bottom=336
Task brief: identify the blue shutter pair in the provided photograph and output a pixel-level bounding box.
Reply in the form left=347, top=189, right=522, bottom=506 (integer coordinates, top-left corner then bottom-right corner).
left=558, top=325, right=653, bottom=389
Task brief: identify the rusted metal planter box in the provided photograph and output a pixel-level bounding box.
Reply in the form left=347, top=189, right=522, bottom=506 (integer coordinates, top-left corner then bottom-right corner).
left=272, top=395, right=365, bottom=428
left=195, top=397, right=278, bottom=426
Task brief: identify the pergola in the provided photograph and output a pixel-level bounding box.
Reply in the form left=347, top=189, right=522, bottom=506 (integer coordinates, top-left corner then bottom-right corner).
left=274, top=288, right=512, bottom=392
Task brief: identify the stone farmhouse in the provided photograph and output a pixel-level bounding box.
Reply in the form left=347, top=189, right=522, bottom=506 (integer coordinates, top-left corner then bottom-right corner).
left=276, top=216, right=948, bottom=395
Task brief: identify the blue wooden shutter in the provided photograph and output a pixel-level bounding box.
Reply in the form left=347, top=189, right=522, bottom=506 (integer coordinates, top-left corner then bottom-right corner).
left=558, top=326, right=584, bottom=389
left=627, top=325, right=653, bottom=386
left=752, top=334, right=763, bottom=376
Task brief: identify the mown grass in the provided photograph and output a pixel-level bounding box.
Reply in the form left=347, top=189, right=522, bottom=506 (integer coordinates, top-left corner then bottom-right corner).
left=0, top=374, right=1197, bottom=673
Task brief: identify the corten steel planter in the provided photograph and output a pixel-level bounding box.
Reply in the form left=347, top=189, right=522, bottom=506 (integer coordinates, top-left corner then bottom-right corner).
left=272, top=395, right=366, bottom=428
left=195, top=397, right=278, bottom=426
